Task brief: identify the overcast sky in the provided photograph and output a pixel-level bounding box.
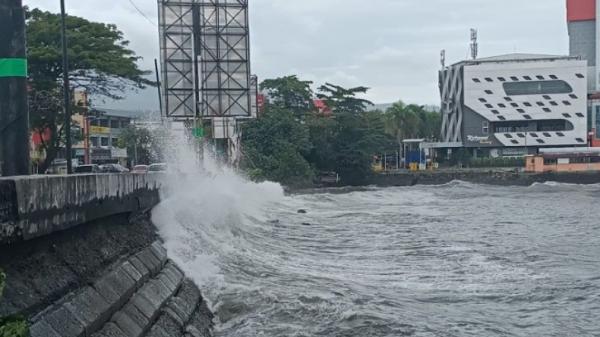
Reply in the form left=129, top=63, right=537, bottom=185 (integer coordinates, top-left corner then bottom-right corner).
left=23, top=0, right=569, bottom=110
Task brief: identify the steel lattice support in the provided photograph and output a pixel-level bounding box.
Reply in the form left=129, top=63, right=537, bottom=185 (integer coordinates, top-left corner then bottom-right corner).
left=158, top=0, right=253, bottom=120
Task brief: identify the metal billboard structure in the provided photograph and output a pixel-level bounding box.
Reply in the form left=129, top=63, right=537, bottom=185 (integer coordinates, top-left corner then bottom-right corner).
left=158, top=0, right=254, bottom=120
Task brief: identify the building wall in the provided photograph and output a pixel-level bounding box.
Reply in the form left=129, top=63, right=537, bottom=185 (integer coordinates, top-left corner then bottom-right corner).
left=461, top=58, right=588, bottom=148
left=568, top=20, right=596, bottom=66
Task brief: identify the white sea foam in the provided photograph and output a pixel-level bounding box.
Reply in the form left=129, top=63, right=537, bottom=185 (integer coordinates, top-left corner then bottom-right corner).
left=151, top=125, right=284, bottom=287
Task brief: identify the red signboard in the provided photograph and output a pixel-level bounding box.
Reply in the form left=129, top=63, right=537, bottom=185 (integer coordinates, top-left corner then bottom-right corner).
left=567, top=0, right=596, bottom=22
left=31, top=128, right=51, bottom=146
left=257, top=94, right=265, bottom=113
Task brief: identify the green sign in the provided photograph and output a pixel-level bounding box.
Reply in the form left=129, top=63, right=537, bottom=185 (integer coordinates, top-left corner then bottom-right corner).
left=0, top=58, right=27, bottom=78
left=193, top=127, right=204, bottom=138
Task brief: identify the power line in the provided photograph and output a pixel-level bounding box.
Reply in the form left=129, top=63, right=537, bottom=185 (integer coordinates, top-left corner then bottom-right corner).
left=127, top=0, right=157, bottom=27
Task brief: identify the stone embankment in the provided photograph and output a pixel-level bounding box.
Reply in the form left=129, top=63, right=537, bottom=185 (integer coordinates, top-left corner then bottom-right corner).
left=368, top=169, right=600, bottom=187
left=0, top=174, right=213, bottom=337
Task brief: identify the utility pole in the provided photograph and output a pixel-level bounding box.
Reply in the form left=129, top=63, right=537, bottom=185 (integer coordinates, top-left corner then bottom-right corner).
left=0, top=0, right=30, bottom=176
left=60, top=0, right=73, bottom=174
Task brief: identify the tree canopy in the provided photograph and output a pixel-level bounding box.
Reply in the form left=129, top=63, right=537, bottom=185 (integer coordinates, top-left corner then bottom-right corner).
left=25, top=8, right=152, bottom=172
left=260, top=75, right=314, bottom=118
left=243, top=76, right=407, bottom=186
left=384, top=101, right=441, bottom=153
left=26, top=8, right=152, bottom=96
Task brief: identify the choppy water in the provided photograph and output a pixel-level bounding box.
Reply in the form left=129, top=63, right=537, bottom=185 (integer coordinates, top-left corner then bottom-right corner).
left=153, top=177, right=600, bottom=337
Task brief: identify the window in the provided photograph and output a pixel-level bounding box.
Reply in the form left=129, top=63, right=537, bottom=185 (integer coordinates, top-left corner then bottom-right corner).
left=498, top=116, right=506, bottom=121
left=505, top=134, right=513, bottom=139
left=549, top=75, right=558, bottom=80
left=524, top=115, right=532, bottom=120
left=485, top=104, right=493, bottom=109
left=494, top=121, right=528, bottom=133
left=569, top=94, right=578, bottom=99
left=498, top=103, right=507, bottom=108
left=473, top=78, right=481, bottom=83
left=563, top=113, right=572, bottom=118
left=112, top=138, right=119, bottom=146
left=100, top=119, right=109, bottom=127
left=536, top=102, right=545, bottom=107
left=504, top=97, right=513, bottom=102
left=575, top=73, right=584, bottom=78
left=536, top=75, right=545, bottom=80
left=517, top=133, right=526, bottom=138
left=485, top=77, right=493, bottom=82
left=517, top=109, right=525, bottom=113
left=101, top=137, right=109, bottom=146
left=511, top=103, right=519, bottom=108
left=482, top=121, right=489, bottom=134
left=576, top=138, right=585, bottom=143
left=510, top=76, right=519, bottom=81
left=530, top=133, right=539, bottom=138
left=523, top=102, right=532, bottom=107
left=485, top=90, right=493, bottom=95
left=90, top=119, right=98, bottom=127
left=543, top=132, right=552, bottom=137
left=556, top=132, right=565, bottom=137
left=511, top=140, right=519, bottom=144
left=563, top=101, right=571, bottom=106
left=91, top=137, right=99, bottom=147
left=549, top=101, right=558, bottom=106
left=498, top=77, right=507, bottom=82
left=523, top=76, right=532, bottom=80
left=543, top=108, right=552, bottom=113
left=491, top=109, right=500, bottom=115
left=479, top=98, right=487, bottom=103
left=576, top=113, right=585, bottom=118
left=503, top=80, right=573, bottom=96
left=538, top=120, right=573, bottom=131
left=544, top=158, right=557, bottom=165
left=536, top=139, right=545, bottom=144
left=542, top=95, right=551, bottom=100
left=110, top=120, right=120, bottom=129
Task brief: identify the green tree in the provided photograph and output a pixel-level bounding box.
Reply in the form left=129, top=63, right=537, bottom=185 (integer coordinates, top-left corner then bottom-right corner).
left=260, top=75, right=315, bottom=118
left=384, top=101, right=441, bottom=158
left=118, top=126, right=165, bottom=166
left=315, top=83, right=384, bottom=185
left=316, top=83, right=373, bottom=115
left=26, top=8, right=152, bottom=172
left=242, top=107, right=314, bottom=187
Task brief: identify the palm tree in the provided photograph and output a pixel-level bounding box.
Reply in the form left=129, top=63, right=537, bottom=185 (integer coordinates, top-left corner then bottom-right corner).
left=384, top=101, right=420, bottom=158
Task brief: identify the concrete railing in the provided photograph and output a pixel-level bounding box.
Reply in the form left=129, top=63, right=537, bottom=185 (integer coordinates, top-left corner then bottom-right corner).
left=0, top=174, right=163, bottom=245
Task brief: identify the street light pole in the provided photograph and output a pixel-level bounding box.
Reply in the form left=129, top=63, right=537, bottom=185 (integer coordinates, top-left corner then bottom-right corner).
left=60, top=0, right=73, bottom=174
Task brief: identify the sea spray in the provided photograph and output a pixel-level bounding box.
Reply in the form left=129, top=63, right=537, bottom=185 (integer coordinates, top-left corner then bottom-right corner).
left=151, top=124, right=285, bottom=287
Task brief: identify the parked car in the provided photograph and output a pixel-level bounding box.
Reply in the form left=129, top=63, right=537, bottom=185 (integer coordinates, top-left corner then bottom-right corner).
left=100, top=164, right=129, bottom=173
left=132, top=165, right=149, bottom=174
left=148, top=163, right=168, bottom=172
left=74, top=164, right=101, bottom=174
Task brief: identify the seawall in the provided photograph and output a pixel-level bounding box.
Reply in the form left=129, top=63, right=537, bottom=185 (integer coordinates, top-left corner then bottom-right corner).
left=0, top=174, right=213, bottom=337
left=367, top=170, right=600, bottom=187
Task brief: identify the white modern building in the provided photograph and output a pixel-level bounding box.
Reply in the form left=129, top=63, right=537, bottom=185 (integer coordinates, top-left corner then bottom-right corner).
left=439, top=53, right=589, bottom=157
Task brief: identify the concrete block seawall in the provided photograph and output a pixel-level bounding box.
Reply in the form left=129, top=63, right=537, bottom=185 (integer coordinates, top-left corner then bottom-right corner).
left=0, top=174, right=214, bottom=336
left=0, top=174, right=163, bottom=245
left=367, top=170, right=600, bottom=187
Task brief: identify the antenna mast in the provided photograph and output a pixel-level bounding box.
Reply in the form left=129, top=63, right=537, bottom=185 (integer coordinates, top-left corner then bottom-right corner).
left=470, top=28, right=478, bottom=60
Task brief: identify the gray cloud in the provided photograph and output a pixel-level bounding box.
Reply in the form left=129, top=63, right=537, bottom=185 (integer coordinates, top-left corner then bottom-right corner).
left=24, top=0, right=568, bottom=110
